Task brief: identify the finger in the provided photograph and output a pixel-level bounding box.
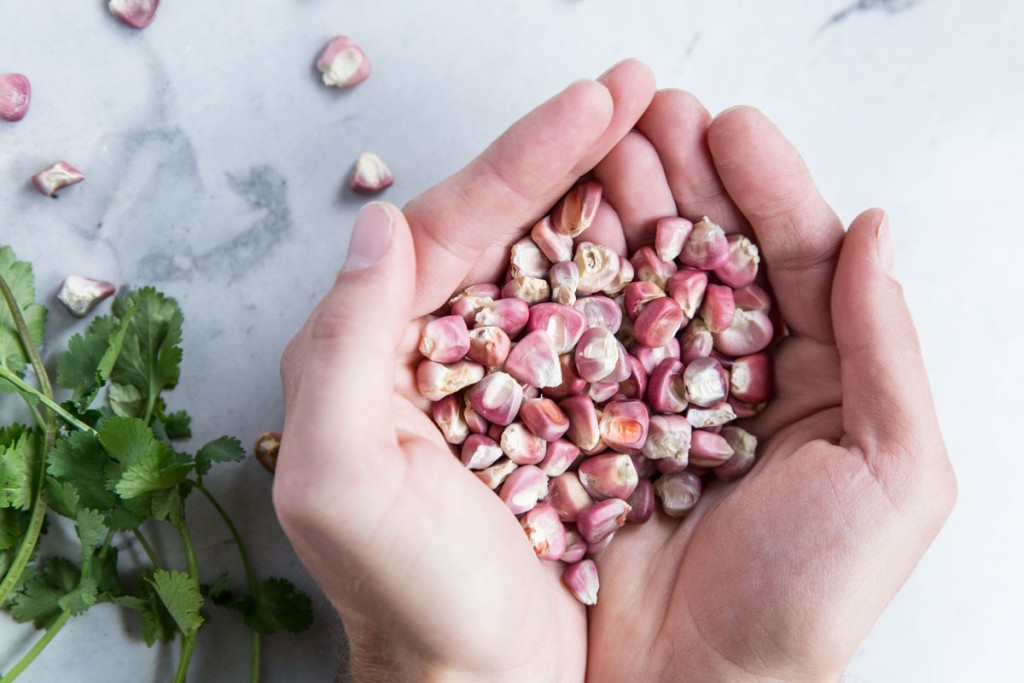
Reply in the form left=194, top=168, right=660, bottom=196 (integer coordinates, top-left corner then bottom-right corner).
left=279, top=202, right=415, bottom=478
left=831, top=209, right=944, bottom=468
left=635, top=89, right=748, bottom=232
left=405, top=60, right=656, bottom=316
left=593, top=130, right=676, bottom=251
left=707, top=106, right=845, bottom=344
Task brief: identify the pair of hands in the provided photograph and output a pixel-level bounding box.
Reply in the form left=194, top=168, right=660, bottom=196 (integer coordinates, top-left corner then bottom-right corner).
left=272, top=60, right=956, bottom=682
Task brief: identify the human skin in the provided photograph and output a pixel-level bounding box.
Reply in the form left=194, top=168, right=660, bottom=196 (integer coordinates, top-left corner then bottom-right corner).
left=272, top=59, right=956, bottom=682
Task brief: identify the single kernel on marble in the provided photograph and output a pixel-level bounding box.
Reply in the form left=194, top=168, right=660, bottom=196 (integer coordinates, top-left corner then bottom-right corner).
left=316, top=35, right=371, bottom=88
left=646, top=358, right=688, bottom=414
left=574, top=242, right=621, bottom=294
left=461, top=434, right=504, bottom=470
left=499, top=464, right=549, bottom=514
left=546, top=472, right=595, bottom=522
left=349, top=152, right=393, bottom=194
left=575, top=498, right=631, bottom=544
left=562, top=559, right=600, bottom=605
left=598, top=400, right=649, bottom=453
left=679, top=217, right=730, bottom=270
left=630, top=246, right=678, bottom=290
left=521, top=504, right=567, bottom=561
left=57, top=276, right=116, bottom=317
left=466, top=371, right=523, bottom=426
left=667, top=269, right=708, bottom=319
left=527, top=302, right=588, bottom=355
left=573, top=295, right=622, bottom=333
left=713, top=309, right=774, bottom=356
left=654, top=471, right=702, bottom=518
left=560, top=395, right=600, bottom=450
left=730, top=352, right=774, bottom=404
left=655, top=216, right=693, bottom=262
left=505, top=330, right=562, bottom=388
left=32, top=161, right=85, bottom=197
left=574, top=326, right=619, bottom=383
left=682, top=356, right=729, bottom=408
left=500, top=422, right=549, bottom=465
left=538, top=438, right=580, bottom=477
left=531, top=215, right=574, bottom=263
left=432, top=394, right=469, bottom=444
left=553, top=180, right=602, bottom=237
left=641, top=414, right=692, bottom=463
left=633, top=296, right=684, bottom=348
left=419, top=315, right=470, bottom=363
left=108, top=0, right=160, bottom=30
left=475, top=458, right=518, bottom=489
left=253, top=431, right=282, bottom=473
left=0, top=73, right=31, bottom=122
left=416, top=360, right=484, bottom=401
left=689, top=429, right=735, bottom=467
left=714, top=234, right=760, bottom=288
left=578, top=453, right=638, bottom=501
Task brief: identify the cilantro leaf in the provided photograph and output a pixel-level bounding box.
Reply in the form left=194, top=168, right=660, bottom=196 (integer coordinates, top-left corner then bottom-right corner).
left=75, top=508, right=106, bottom=551
left=44, top=477, right=82, bottom=519
left=97, top=417, right=159, bottom=466
left=58, top=574, right=98, bottom=616
left=7, top=557, right=81, bottom=628
left=0, top=430, right=36, bottom=511
left=110, top=288, right=184, bottom=417
left=161, top=410, right=192, bottom=441
left=115, top=452, right=191, bottom=500
left=149, top=570, right=204, bottom=637
left=47, top=431, right=117, bottom=512
left=194, top=436, right=245, bottom=478
left=56, top=308, right=134, bottom=410
left=0, top=246, right=47, bottom=375
left=0, top=506, right=30, bottom=551
left=107, top=382, right=146, bottom=419
left=242, top=578, right=314, bottom=635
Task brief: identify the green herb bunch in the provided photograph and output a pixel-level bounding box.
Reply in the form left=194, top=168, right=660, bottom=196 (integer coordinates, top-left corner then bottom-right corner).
left=0, top=246, right=311, bottom=682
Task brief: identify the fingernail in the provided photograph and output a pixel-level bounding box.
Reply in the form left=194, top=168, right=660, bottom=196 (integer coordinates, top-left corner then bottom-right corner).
left=343, top=202, right=393, bottom=271
left=875, top=212, right=897, bottom=278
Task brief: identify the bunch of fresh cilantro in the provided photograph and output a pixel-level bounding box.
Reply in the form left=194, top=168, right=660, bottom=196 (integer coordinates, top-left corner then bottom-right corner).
left=0, top=245, right=311, bottom=682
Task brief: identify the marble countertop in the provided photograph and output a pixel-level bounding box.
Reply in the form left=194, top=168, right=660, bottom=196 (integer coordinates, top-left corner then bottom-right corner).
left=2, top=0, right=1021, bottom=681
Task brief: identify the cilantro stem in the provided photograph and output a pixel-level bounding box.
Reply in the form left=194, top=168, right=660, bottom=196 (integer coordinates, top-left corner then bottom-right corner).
left=0, top=273, right=52, bottom=402
left=188, top=480, right=260, bottom=683
left=173, top=524, right=201, bottom=683
left=0, top=609, right=71, bottom=683
left=132, top=529, right=162, bottom=569
left=0, top=366, right=94, bottom=434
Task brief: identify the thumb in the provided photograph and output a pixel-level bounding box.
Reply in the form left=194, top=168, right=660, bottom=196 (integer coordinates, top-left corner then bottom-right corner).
left=284, top=201, right=416, bottom=470
left=831, top=208, right=943, bottom=471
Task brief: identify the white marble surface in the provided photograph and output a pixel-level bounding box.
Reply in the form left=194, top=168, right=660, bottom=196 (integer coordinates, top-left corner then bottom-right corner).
left=1, top=0, right=1021, bottom=681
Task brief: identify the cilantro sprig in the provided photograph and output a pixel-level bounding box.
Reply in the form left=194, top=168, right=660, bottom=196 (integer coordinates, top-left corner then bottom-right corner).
left=0, top=246, right=311, bottom=682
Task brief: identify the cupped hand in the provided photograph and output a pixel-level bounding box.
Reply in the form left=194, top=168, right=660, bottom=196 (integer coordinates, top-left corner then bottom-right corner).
left=273, top=61, right=657, bottom=683
left=584, top=94, right=957, bottom=682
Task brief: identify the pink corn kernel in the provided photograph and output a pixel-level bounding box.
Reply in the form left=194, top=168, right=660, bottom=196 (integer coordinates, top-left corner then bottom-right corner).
left=699, top=284, right=736, bottom=335
left=416, top=360, right=485, bottom=401
left=623, top=281, right=666, bottom=321
left=501, top=275, right=550, bottom=304
left=679, top=318, right=714, bottom=363
left=625, top=479, right=655, bottom=523
left=682, top=356, right=729, bottom=408
left=573, top=295, right=622, bottom=333
left=499, top=465, right=549, bottom=515
left=655, top=216, right=693, bottom=262
left=713, top=309, right=774, bottom=356
left=561, top=528, right=588, bottom=564
left=632, top=340, right=681, bottom=376
left=0, top=73, right=31, bottom=121
left=574, top=242, right=621, bottom=294
left=538, top=439, right=581, bottom=477
left=578, top=453, right=638, bottom=501
left=316, top=35, right=371, bottom=88
left=633, top=297, right=684, bottom=348
left=646, top=358, right=688, bottom=414
left=521, top=504, right=567, bottom=561
left=519, top=397, right=570, bottom=441
left=562, top=559, right=600, bottom=605
left=32, top=161, right=85, bottom=197
left=576, top=498, right=631, bottom=544
left=510, top=238, right=552, bottom=279
left=714, top=234, right=760, bottom=288
left=641, top=414, right=692, bottom=463
left=733, top=283, right=772, bottom=314
left=527, top=302, right=589, bottom=355
left=549, top=261, right=580, bottom=306
left=686, top=401, right=737, bottom=429
left=574, top=327, right=620, bottom=383
left=716, top=426, right=758, bottom=481
left=531, top=215, right=574, bottom=263
left=505, top=330, right=562, bottom=388
left=667, top=269, right=708, bottom=319
left=679, top=217, right=730, bottom=269
left=689, top=429, right=735, bottom=467
left=461, top=434, right=504, bottom=470
left=598, top=400, right=649, bottom=453
left=546, top=472, right=595, bottom=522
left=630, top=246, right=678, bottom=290
left=419, top=315, right=470, bottom=363
left=467, top=325, right=512, bottom=366
left=432, top=394, right=469, bottom=444
left=654, top=471, right=702, bottom=517
left=500, top=422, right=548, bottom=465
left=554, top=180, right=602, bottom=237
left=474, top=298, right=530, bottom=337
left=466, top=371, right=523, bottom=426
left=587, top=380, right=620, bottom=404
left=616, top=354, right=647, bottom=401
left=475, top=458, right=519, bottom=489
left=109, top=0, right=160, bottom=30
left=729, top=352, right=773, bottom=404
left=560, top=394, right=600, bottom=450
